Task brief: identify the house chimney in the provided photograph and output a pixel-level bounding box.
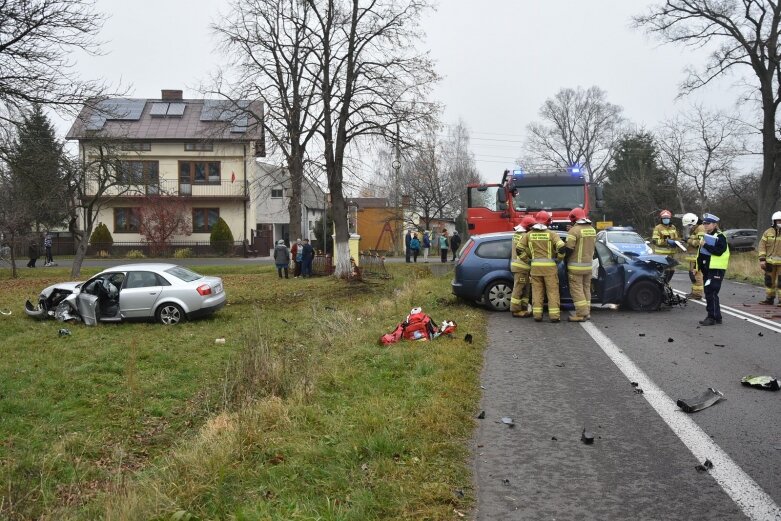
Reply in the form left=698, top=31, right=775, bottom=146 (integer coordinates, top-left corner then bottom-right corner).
left=161, top=89, right=183, bottom=101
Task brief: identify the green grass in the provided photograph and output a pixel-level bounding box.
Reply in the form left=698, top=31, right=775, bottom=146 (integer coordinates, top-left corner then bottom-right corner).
left=0, top=263, right=485, bottom=520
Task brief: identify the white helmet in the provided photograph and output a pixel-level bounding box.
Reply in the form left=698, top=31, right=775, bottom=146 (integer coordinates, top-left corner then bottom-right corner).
left=772, top=210, right=781, bottom=223
left=514, top=223, right=526, bottom=232
left=682, top=213, right=698, bottom=227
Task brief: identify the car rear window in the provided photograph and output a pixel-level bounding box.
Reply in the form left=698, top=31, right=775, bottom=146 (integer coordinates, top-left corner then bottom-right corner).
left=165, top=266, right=203, bottom=282
left=608, top=231, right=645, bottom=244
left=475, top=239, right=511, bottom=259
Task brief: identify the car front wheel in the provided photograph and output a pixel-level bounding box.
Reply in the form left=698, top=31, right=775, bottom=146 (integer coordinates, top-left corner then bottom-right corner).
left=484, top=280, right=512, bottom=311
left=626, top=280, right=662, bottom=311
left=156, top=303, right=185, bottom=325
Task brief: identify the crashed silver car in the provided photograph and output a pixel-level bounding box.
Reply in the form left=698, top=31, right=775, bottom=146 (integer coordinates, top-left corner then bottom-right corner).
left=25, top=263, right=226, bottom=325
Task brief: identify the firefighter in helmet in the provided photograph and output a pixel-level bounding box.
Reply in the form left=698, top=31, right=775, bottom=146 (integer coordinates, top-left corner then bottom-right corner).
left=510, top=215, right=536, bottom=318
left=758, top=210, right=781, bottom=306
left=682, top=213, right=705, bottom=299
left=518, top=210, right=565, bottom=322
left=652, top=209, right=680, bottom=282
left=564, top=207, right=596, bottom=321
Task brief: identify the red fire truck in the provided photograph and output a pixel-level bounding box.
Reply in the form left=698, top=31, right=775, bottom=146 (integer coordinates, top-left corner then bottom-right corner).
left=466, top=166, right=603, bottom=234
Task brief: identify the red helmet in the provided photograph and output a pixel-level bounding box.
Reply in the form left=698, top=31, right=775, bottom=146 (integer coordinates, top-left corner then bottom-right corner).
left=660, top=209, right=672, bottom=219
left=569, top=207, right=586, bottom=222
left=521, top=216, right=536, bottom=230
left=534, top=210, right=551, bottom=225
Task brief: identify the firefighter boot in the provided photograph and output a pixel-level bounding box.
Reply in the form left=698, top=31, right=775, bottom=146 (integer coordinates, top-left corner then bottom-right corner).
left=568, top=314, right=586, bottom=322
left=759, top=297, right=775, bottom=305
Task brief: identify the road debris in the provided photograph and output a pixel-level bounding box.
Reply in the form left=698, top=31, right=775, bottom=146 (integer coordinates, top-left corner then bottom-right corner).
left=581, top=428, right=594, bottom=445
left=631, top=382, right=639, bottom=387
left=758, top=332, right=764, bottom=337
left=740, top=375, right=780, bottom=391
left=551, top=436, right=557, bottom=441
left=500, top=417, right=515, bottom=427
left=639, top=333, right=645, bottom=337
left=453, top=489, right=465, bottom=498
left=502, top=478, right=510, bottom=486
left=676, top=388, right=724, bottom=413
left=0, top=309, right=11, bottom=316
left=555, top=362, right=565, bottom=368
left=58, top=328, right=71, bottom=337
left=714, top=344, right=725, bottom=347
left=464, top=333, right=473, bottom=344
left=695, top=459, right=714, bottom=472
left=668, top=337, right=674, bottom=343
left=476, top=410, right=485, bottom=419
left=215, top=338, right=226, bottom=344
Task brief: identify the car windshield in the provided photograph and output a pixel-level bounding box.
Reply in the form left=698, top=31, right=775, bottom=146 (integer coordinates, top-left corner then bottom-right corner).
left=512, top=185, right=584, bottom=211
left=608, top=232, right=645, bottom=244
left=165, top=266, right=203, bottom=282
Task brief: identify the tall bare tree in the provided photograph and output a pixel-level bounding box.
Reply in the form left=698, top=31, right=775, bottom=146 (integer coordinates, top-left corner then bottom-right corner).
left=525, top=86, right=624, bottom=185
left=440, top=119, right=481, bottom=228
left=0, top=0, right=108, bottom=120
left=213, top=0, right=322, bottom=242
left=656, top=106, right=745, bottom=214
left=307, top=0, right=438, bottom=278
left=635, top=0, right=781, bottom=237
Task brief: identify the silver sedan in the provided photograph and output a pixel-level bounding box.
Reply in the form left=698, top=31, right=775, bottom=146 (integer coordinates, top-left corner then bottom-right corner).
left=25, top=263, right=226, bottom=325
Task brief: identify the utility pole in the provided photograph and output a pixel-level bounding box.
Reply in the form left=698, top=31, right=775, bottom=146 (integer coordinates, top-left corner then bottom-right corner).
left=393, top=121, right=402, bottom=255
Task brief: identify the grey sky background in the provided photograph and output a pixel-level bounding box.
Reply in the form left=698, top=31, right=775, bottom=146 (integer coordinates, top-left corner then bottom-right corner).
left=61, top=0, right=756, bottom=183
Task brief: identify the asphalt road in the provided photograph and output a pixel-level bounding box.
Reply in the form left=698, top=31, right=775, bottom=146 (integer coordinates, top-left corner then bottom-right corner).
left=472, top=271, right=781, bottom=520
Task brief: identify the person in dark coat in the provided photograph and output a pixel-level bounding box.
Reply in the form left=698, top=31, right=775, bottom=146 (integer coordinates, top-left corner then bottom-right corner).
left=405, top=229, right=412, bottom=263
left=697, top=213, right=730, bottom=326
left=409, top=233, right=420, bottom=262
left=450, top=230, right=462, bottom=261
left=300, top=238, right=315, bottom=277
left=273, top=240, right=290, bottom=279
left=27, top=239, right=39, bottom=268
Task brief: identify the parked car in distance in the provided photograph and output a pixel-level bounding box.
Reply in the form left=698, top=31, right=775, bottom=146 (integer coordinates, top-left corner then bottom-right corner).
left=596, top=227, right=654, bottom=256
left=452, top=231, right=682, bottom=312
left=724, top=228, right=757, bottom=251
left=25, top=263, right=226, bottom=325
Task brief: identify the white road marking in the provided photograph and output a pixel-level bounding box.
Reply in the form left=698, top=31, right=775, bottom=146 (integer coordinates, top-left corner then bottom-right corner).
left=581, top=321, right=781, bottom=521
left=672, top=289, right=781, bottom=334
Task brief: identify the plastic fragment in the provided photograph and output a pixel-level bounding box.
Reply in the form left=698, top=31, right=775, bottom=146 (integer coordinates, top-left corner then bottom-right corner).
left=555, top=363, right=565, bottom=368
left=634, top=388, right=644, bottom=394
left=759, top=332, right=764, bottom=337
left=500, top=417, right=515, bottom=427
left=676, top=388, right=724, bottom=413
left=551, top=436, right=557, bottom=441
left=740, top=375, right=780, bottom=391
left=464, top=333, right=473, bottom=344
left=215, top=338, right=226, bottom=344
left=476, top=410, right=485, bottom=419
left=639, top=333, right=645, bottom=337
left=581, top=428, right=594, bottom=444
left=502, top=478, right=510, bottom=486
left=58, top=328, right=71, bottom=337
left=695, top=459, right=714, bottom=472
left=631, top=382, right=639, bottom=387
left=668, top=338, right=674, bottom=343
left=714, top=344, right=725, bottom=347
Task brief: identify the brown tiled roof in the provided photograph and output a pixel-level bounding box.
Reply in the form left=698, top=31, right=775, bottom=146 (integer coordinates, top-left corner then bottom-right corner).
left=66, top=98, right=264, bottom=142
left=346, top=197, right=390, bottom=208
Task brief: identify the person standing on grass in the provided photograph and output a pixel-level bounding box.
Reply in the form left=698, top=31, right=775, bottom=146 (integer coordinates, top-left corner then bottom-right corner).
left=43, top=232, right=53, bottom=266
left=409, top=232, right=420, bottom=262
left=27, top=238, right=39, bottom=268
left=758, top=211, right=781, bottom=306
left=422, top=230, right=431, bottom=263
left=301, top=238, right=315, bottom=277
left=450, top=230, right=462, bottom=261
left=697, top=213, right=729, bottom=326
left=291, top=238, right=303, bottom=278
left=274, top=239, right=290, bottom=279
left=439, top=229, right=449, bottom=263
left=405, top=229, right=412, bottom=263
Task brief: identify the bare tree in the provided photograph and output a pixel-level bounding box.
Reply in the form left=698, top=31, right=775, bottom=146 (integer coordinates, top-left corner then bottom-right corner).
left=0, top=0, right=109, bottom=120
left=0, top=155, right=33, bottom=277
left=213, top=0, right=322, bottom=242
left=656, top=106, right=745, bottom=213
left=525, top=86, right=624, bottom=185
left=307, top=0, right=438, bottom=278
left=635, top=0, right=781, bottom=237
left=138, top=196, right=192, bottom=256
left=440, top=119, right=481, bottom=227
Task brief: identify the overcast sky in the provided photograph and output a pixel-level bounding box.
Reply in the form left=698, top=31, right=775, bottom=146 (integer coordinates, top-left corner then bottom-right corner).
left=63, top=0, right=755, bottom=183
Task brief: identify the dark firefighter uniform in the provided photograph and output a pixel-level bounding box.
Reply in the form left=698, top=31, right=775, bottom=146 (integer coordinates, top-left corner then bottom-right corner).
left=510, top=227, right=532, bottom=317
left=565, top=223, right=597, bottom=321
left=685, top=223, right=705, bottom=299
left=758, top=224, right=781, bottom=305
left=519, top=227, right=565, bottom=322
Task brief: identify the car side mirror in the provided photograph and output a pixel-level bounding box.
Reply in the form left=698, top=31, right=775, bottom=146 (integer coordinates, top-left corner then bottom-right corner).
left=615, top=255, right=626, bottom=264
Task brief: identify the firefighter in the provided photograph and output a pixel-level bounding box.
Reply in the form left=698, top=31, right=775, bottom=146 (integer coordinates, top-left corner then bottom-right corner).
left=510, top=215, right=536, bottom=318
left=564, top=208, right=596, bottom=322
left=697, top=213, right=729, bottom=325
left=652, top=209, right=680, bottom=282
left=758, top=210, right=781, bottom=305
left=519, top=210, right=565, bottom=322
left=682, top=213, right=705, bottom=299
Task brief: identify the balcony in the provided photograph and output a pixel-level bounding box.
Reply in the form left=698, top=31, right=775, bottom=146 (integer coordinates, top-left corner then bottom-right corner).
left=83, top=178, right=248, bottom=200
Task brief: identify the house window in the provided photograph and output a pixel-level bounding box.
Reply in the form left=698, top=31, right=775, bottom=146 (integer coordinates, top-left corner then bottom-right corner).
left=192, top=208, right=220, bottom=233
left=114, top=207, right=140, bottom=233
left=118, top=161, right=159, bottom=184
left=271, top=187, right=283, bottom=198
left=184, top=142, right=214, bottom=151
left=121, top=142, right=151, bottom=151
left=179, top=161, right=221, bottom=185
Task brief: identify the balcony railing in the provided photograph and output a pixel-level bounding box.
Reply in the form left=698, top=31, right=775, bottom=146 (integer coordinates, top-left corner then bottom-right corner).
left=84, top=178, right=248, bottom=199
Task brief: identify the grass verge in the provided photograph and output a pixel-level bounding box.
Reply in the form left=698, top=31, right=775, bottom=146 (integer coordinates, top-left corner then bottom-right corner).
left=0, top=263, right=485, bottom=520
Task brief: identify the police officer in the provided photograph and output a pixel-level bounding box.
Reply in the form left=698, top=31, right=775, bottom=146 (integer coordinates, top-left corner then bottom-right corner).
left=758, top=211, right=781, bottom=306
left=519, top=211, right=565, bottom=322
left=682, top=213, right=705, bottom=299
left=510, top=216, right=536, bottom=318
left=697, top=213, right=729, bottom=326
left=652, top=209, right=680, bottom=282
left=564, top=208, right=596, bottom=322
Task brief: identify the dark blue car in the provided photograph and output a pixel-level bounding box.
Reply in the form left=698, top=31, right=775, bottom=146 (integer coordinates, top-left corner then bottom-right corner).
left=451, top=231, right=683, bottom=312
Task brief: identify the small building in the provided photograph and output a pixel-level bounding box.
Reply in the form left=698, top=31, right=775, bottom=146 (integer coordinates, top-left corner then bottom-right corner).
left=66, top=90, right=264, bottom=252
left=345, top=197, right=404, bottom=254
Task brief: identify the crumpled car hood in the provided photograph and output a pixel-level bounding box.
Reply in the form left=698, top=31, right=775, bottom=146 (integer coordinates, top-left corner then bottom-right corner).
left=39, top=281, right=83, bottom=298
left=632, top=254, right=678, bottom=270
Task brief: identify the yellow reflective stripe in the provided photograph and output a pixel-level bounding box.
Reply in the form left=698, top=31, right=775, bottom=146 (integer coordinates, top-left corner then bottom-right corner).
left=548, top=307, right=560, bottom=313
left=581, top=228, right=596, bottom=236
left=566, top=234, right=577, bottom=241
left=568, top=266, right=592, bottom=272
left=532, top=261, right=556, bottom=266
left=568, top=262, right=592, bottom=267
left=573, top=300, right=587, bottom=306
left=511, top=297, right=522, bottom=304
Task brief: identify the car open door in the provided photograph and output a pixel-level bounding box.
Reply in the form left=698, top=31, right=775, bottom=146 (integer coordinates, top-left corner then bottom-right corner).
left=75, top=277, right=101, bottom=326
left=594, top=242, right=624, bottom=304
left=467, top=184, right=509, bottom=234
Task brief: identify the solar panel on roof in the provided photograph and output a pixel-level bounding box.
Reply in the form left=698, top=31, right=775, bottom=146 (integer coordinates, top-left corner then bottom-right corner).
left=149, top=103, right=169, bottom=117
left=98, top=99, right=144, bottom=120
left=85, top=113, right=106, bottom=130
left=167, top=103, right=186, bottom=116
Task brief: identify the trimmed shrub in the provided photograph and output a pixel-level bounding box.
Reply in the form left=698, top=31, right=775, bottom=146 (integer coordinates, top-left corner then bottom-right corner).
left=210, top=217, right=234, bottom=255
left=174, top=248, right=193, bottom=259
left=126, top=249, right=146, bottom=259
left=90, top=223, right=113, bottom=247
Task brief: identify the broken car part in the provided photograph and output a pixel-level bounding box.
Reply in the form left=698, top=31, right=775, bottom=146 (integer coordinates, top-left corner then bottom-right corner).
left=740, top=375, right=780, bottom=391
left=581, top=428, right=594, bottom=444
left=676, top=388, right=724, bottom=413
